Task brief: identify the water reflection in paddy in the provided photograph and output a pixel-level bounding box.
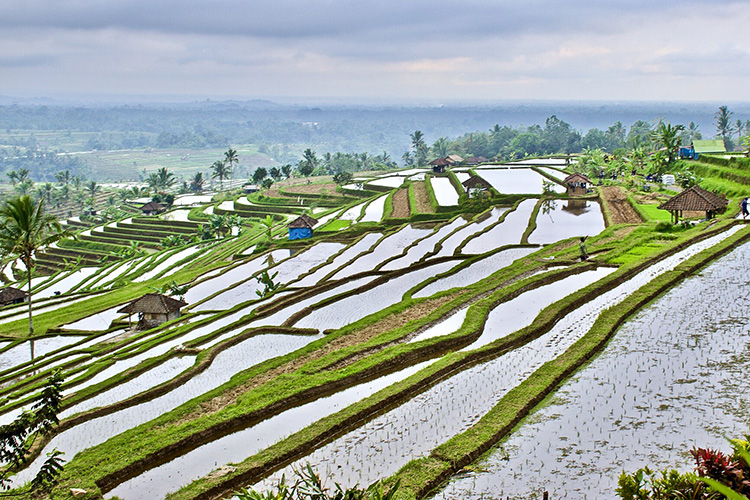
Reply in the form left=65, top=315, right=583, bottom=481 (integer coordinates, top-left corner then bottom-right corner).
left=477, top=169, right=566, bottom=194
left=528, top=199, right=605, bottom=244
left=459, top=199, right=537, bottom=254
left=435, top=234, right=750, bottom=500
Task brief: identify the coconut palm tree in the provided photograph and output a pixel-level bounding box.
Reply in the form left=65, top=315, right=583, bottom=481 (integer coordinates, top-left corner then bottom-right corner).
left=224, top=148, right=239, bottom=187
left=652, top=122, right=685, bottom=165
left=154, top=167, right=176, bottom=193
left=715, top=106, right=734, bottom=144
left=0, top=196, right=68, bottom=336
left=410, top=130, right=427, bottom=166
left=86, top=180, right=101, bottom=198
left=211, top=160, right=230, bottom=190
left=189, top=172, right=205, bottom=192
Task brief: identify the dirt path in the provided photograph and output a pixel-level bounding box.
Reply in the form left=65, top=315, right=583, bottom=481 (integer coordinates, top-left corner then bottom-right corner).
left=412, top=181, right=434, bottom=213
left=600, top=186, right=642, bottom=225
left=391, top=188, right=410, bottom=218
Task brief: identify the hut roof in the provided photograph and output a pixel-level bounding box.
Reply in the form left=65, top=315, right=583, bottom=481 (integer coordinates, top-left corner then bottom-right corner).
left=462, top=175, right=492, bottom=190
left=117, top=293, right=187, bottom=314
left=446, top=154, right=464, bottom=164
left=287, top=214, right=318, bottom=229
left=692, top=139, right=726, bottom=154
left=139, top=201, right=164, bottom=212
left=0, top=286, right=27, bottom=302
left=429, top=158, right=450, bottom=166
left=658, top=185, right=728, bottom=212
left=464, top=156, right=488, bottom=165
left=562, top=173, right=592, bottom=185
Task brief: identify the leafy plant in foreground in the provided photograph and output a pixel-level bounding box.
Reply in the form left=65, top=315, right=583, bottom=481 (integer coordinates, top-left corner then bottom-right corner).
left=235, top=463, right=399, bottom=500
left=0, top=370, right=65, bottom=494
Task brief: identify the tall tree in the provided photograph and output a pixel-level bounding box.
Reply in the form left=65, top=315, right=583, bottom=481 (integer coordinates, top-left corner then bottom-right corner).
left=86, top=180, right=101, bottom=198
left=269, top=167, right=281, bottom=180
left=281, top=164, right=292, bottom=179
left=154, top=167, right=175, bottom=193
left=432, top=137, right=450, bottom=157
left=211, top=160, right=230, bottom=190
left=189, top=172, right=204, bottom=192
left=410, top=131, right=427, bottom=166
left=714, top=105, right=734, bottom=144
left=252, top=167, right=268, bottom=185
left=224, top=148, right=239, bottom=186
left=0, top=196, right=68, bottom=337
left=298, top=148, right=317, bottom=177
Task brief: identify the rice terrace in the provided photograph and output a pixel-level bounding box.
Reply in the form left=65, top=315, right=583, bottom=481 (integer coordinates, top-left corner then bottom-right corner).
left=2, top=118, right=750, bottom=500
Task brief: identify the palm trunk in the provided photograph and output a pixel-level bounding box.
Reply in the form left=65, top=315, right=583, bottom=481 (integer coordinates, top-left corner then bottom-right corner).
left=26, top=257, right=33, bottom=337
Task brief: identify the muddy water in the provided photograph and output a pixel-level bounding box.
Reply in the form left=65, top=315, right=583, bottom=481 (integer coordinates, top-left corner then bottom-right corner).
left=460, top=199, right=537, bottom=254
left=380, top=218, right=466, bottom=272
left=291, top=234, right=382, bottom=288
left=528, top=199, right=605, bottom=244
left=435, top=234, right=750, bottom=500
left=434, top=208, right=509, bottom=258
left=13, top=332, right=322, bottom=487
left=253, top=226, right=744, bottom=490
left=330, top=226, right=434, bottom=279
left=105, top=361, right=431, bottom=500
left=413, top=247, right=536, bottom=299
left=295, top=261, right=456, bottom=331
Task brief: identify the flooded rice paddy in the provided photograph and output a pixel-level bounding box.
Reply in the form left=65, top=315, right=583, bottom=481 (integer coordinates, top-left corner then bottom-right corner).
left=459, top=199, right=537, bottom=254
left=528, top=200, right=605, bottom=244
left=434, top=233, right=750, bottom=500
left=477, top=169, right=566, bottom=194
left=252, top=226, right=743, bottom=491
left=430, top=177, right=460, bottom=206
left=434, top=208, right=510, bottom=258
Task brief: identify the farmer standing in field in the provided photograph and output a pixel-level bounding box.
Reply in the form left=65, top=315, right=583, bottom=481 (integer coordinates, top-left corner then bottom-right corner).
left=741, top=197, right=748, bottom=219
left=579, top=236, right=588, bottom=261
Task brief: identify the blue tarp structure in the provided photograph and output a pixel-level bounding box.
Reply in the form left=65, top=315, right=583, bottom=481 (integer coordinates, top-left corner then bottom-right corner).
left=287, top=214, right=318, bottom=240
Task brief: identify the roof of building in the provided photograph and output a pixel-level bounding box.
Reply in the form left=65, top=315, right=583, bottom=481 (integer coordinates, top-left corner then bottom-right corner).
left=692, top=139, right=727, bottom=154
left=446, top=154, right=464, bottom=164
left=117, top=293, right=187, bottom=314
left=0, top=286, right=27, bottom=302
left=139, top=201, right=164, bottom=212
left=462, top=175, right=493, bottom=190
left=464, top=156, right=489, bottom=165
left=429, top=157, right=451, bottom=166
left=563, top=173, right=592, bottom=185
left=287, top=214, right=319, bottom=229
left=658, top=185, right=728, bottom=212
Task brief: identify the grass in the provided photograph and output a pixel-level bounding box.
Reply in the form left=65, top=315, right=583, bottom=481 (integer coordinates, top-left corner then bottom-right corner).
left=633, top=203, right=672, bottom=222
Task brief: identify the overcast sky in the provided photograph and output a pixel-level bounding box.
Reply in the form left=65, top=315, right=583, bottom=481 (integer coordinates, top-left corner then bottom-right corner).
left=1, top=0, right=748, bottom=103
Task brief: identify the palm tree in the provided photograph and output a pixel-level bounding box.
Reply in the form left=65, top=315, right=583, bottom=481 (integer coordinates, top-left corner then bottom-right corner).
left=86, top=180, right=101, bottom=198
left=157, top=167, right=176, bottom=192
left=410, top=130, right=427, bottom=166
left=269, top=167, right=281, bottom=181
left=736, top=119, right=746, bottom=142
left=652, top=122, right=685, bottom=165
left=281, top=164, right=292, bottom=179
left=54, top=170, right=71, bottom=189
left=189, top=172, right=204, bottom=192
left=211, top=160, right=230, bottom=190
left=0, top=196, right=68, bottom=336
left=224, top=149, right=239, bottom=187
left=714, top=106, right=734, bottom=144
left=432, top=137, right=450, bottom=157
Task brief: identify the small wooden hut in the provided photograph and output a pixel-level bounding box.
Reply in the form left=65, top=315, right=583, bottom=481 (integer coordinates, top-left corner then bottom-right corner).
left=429, top=158, right=450, bottom=174
left=446, top=154, right=464, bottom=166
left=0, top=286, right=28, bottom=306
left=462, top=175, right=492, bottom=197
left=657, top=185, right=728, bottom=224
left=562, top=173, right=592, bottom=197
left=464, top=156, right=489, bottom=166
left=139, top=201, right=165, bottom=216
left=117, top=293, right=187, bottom=330
left=287, top=214, right=318, bottom=240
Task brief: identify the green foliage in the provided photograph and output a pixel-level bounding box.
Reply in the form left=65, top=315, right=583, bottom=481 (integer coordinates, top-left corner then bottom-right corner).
left=0, top=371, right=65, bottom=493
left=255, top=270, right=281, bottom=298
left=236, top=464, right=399, bottom=500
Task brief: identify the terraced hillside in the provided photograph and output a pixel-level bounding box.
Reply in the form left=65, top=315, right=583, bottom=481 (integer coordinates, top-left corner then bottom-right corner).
left=0, top=158, right=746, bottom=500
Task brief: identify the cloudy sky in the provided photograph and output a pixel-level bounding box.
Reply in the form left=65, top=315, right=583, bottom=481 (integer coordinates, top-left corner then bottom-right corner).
left=1, top=0, right=748, bottom=103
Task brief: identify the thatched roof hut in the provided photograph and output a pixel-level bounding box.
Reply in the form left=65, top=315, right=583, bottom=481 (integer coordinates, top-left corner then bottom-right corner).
left=446, top=154, right=464, bottom=165
left=562, top=173, right=592, bottom=196
left=0, top=286, right=28, bottom=306
left=118, top=293, right=187, bottom=329
left=462, top=175, right=492, bottom=197
left=464, top=156, right=489, bottom=166
left=429, top=157, right=450, bottom=173
left=139, top=201, right=165, bottom=215
left=658, top=185, right=728, bottom=224
left=287, top=214, right=319, bottom=240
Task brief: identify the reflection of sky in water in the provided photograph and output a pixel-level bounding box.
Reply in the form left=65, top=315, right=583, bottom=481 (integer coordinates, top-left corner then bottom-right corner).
left=436, top=234, right=750, bottom=500
left=528, top=199, right=605, bottom=244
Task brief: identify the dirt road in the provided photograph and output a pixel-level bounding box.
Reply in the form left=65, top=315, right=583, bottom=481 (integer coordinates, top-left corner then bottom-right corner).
left=600, top=186, right=642, bottom=225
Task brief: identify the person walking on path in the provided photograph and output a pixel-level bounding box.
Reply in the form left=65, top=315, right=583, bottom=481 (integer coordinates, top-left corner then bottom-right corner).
left=579, top=236, right=589, bottom=261
left=741, top=197, right=749, bottom=219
